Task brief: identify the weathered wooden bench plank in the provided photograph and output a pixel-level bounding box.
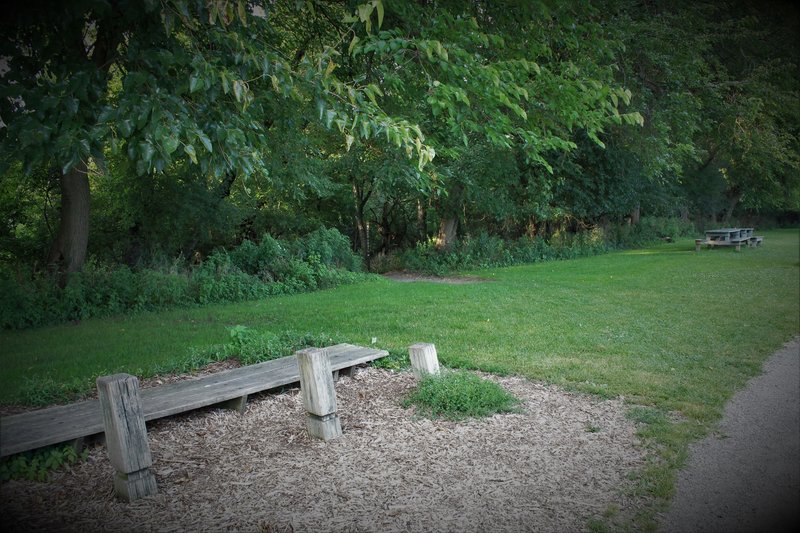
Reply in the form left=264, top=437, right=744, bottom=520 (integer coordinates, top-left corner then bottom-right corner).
left=0, top=343, right=387, bottom=457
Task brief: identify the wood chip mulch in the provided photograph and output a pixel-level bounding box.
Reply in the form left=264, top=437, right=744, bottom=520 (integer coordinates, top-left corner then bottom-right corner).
left=0, top=368, right=647, bottom=532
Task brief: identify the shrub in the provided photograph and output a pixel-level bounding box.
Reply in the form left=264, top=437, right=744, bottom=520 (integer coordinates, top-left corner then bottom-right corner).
left=1, top=444, right=89, bottom=482
left=403, top=369, right=521, bottom=420
left=294, top=227, right=363, bottom=272
left=0, top=227, right=368, bottom=330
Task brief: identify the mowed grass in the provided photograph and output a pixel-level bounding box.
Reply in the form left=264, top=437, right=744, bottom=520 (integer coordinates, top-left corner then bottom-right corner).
left=1, top=229, right=798, bottom=528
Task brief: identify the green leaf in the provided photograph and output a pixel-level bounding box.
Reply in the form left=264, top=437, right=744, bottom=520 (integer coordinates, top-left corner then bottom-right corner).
left=237, top=0, right=247, bottom=25
left=189, top=75, right=200, bottom=93
left=139, top=142, right=155, bottom=164
left=325, top=61, right=336, bottom=77
left=197, top=131, right=213, bottom=153
left=163, top=135, right=179, bottom=154
left=184, top=144, right=198, bottom=164
left=325, top=109, right=336, bottom=129
left=118, top=119, right=133, bottom=138
left=376, top=0, right=384, bottom=28
left=348, top=35, right=360, bottom=55
left=233, top=80, right=244, bottom=102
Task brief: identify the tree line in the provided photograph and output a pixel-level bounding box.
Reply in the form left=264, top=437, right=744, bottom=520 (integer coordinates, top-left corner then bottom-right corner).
left=1, top=0, right=798, bottom=278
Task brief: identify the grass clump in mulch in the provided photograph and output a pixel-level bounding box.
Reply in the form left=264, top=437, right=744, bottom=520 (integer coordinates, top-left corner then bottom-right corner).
left=403, top=369, right=522, bottom=420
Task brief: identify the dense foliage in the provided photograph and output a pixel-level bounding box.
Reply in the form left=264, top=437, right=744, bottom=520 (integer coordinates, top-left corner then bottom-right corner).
left=0, top=228, right=366, bottom=329
left=1, top=0, right=798, bottom=327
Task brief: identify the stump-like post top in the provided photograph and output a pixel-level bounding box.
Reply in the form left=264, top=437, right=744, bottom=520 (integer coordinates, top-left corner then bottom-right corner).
left=96, top=372, right=157, bottom=501
left=295, top=347, right=342, bottom=440
left=96, top=373, right=152, bottom=474
left=409, top=342, right=440, bottom=379
left=295, top=347, right=338, bottom=417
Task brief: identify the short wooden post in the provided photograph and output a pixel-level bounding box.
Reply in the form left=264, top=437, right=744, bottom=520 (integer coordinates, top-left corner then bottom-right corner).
left=409, top=342, right=440, bottom=379
left=695, top=239, right=702, bottom=252
left=96, top=374, right=158, bottom=502
left=219, top=394, right=248, bottom=414
left=295, top=348, right=342, bottom=441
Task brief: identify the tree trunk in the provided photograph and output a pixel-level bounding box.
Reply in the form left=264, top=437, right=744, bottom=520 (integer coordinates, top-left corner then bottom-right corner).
left=48, top=162, right=90, bottom=279
left=435, top=183, right=463, bottom=250
left=352, top=181, right=372, bottom=271
left=723, top=189, right=742, bottom=225
left=630, top=204, right=641, bottom=225
left=437, top=217, right=458, bottom=249
left=416, top=198, right=427, bottom=242
left=45, top=15, right=120, bottom=279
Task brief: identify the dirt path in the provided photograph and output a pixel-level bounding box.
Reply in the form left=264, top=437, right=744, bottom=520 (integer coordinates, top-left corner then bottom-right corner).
left=659, top=336, right=800, bottom=533
left=381, top=271, right=491, bottom=284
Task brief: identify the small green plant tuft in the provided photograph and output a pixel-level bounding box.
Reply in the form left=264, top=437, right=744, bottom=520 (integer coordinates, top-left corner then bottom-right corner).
left=183, top=327, right=339, bottom=367
left=0, top=444, right=89, bottom=482
left=626, top=406, right=669, bottom=427
left=403, top=369, right=521, bottom=420
left=371, top=349, right=410, bottom=371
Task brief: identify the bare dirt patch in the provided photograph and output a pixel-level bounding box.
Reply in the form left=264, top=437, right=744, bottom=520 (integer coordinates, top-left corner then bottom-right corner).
left=1, top=368, right=647, bottom=532
left=382, top=271, right=491, bottom=284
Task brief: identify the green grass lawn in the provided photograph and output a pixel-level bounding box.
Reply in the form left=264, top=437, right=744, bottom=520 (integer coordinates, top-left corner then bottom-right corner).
left=2, top=228, right=798, bottom=530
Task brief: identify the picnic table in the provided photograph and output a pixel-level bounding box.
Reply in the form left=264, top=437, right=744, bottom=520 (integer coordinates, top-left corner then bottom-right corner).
left=695, top=228, right=763, bottom=252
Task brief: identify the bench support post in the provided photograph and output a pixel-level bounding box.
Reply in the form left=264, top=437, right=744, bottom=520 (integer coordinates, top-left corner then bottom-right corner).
left=219, top=394, right=248, bottom=414
left=96, top=374, right=157, bottom=502
left=409, top=342, right=441, bottom=379
left=296, top=348, right=342, bottom=441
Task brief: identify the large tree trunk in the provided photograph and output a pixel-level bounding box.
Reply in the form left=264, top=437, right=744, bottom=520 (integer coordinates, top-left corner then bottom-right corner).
left=46, top=15, right=120, bottom=278
left=48, top=163, right=90, bottom=278
left=416, top=198, right=427, bottom=242
left=435, top=183, right=463, bottom=250
left=723, top=188, right=742, bottom=225
left=437, top=217, right=458, bottom=249
left=630, top=204, right=641, bottom=225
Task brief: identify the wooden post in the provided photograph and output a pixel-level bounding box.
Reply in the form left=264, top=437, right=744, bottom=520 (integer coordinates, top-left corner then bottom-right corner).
left=695, top=239, right=703, bottom=252
left=219, top=395, right=248, bottom=414
left=96, top=374, right=158, bottom=502
left=409, top=342, right=440, bottom=379
left=295, top=348, right=342, bottom=441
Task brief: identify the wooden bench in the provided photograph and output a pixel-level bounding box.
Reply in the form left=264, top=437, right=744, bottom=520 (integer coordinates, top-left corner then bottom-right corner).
left=0, top=343, right=388, bottom=458
left=749, top=236, right=764, bottom=247
left=695, top=237, right=749, bottom=252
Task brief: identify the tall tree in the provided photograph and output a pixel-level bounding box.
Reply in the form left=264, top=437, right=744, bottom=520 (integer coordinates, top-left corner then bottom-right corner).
left=0, top=0, right=430, bottom=276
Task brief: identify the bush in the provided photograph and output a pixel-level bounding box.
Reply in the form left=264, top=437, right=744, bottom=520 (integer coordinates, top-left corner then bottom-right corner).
left=605, top=217, right=696, bottom=248
left=1, top=444, right=89, bottom=482
left=294, top=227, right=363, bottom=272
left=400, top=229, right=610, bottom=275
left=403, top=369, right=521, bottom=420
left=399, top=217, right=695, bottom=275
left=0, top=227, right=367, bottom=330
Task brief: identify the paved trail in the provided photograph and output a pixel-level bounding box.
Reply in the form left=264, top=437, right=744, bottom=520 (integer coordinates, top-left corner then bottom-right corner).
left=660, top=337, right=800, bottom=533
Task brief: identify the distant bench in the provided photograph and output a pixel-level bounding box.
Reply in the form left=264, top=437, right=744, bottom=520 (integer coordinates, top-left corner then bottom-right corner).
left=695, top=227, right=764, bottom=252
left=0, top=343, right=388, bottom=458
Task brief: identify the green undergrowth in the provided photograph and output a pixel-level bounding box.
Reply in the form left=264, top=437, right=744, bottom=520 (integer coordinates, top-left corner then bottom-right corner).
left=184, top=326, right=340, bottom=368
left=402, top=369, right=522, bottom=420
left=0, top=444, right=88, bottom=482
left=397, top=217, right=696, bottom=275
left=370, top=348, right=411, bottom=371
left=0, top=227, right=369, bottom=330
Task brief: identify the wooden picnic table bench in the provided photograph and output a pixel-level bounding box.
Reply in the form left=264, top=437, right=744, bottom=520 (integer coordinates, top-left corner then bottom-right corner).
left=695, top=228, right=763, bottom=252
left=0, top=343, right=388, bottom=458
